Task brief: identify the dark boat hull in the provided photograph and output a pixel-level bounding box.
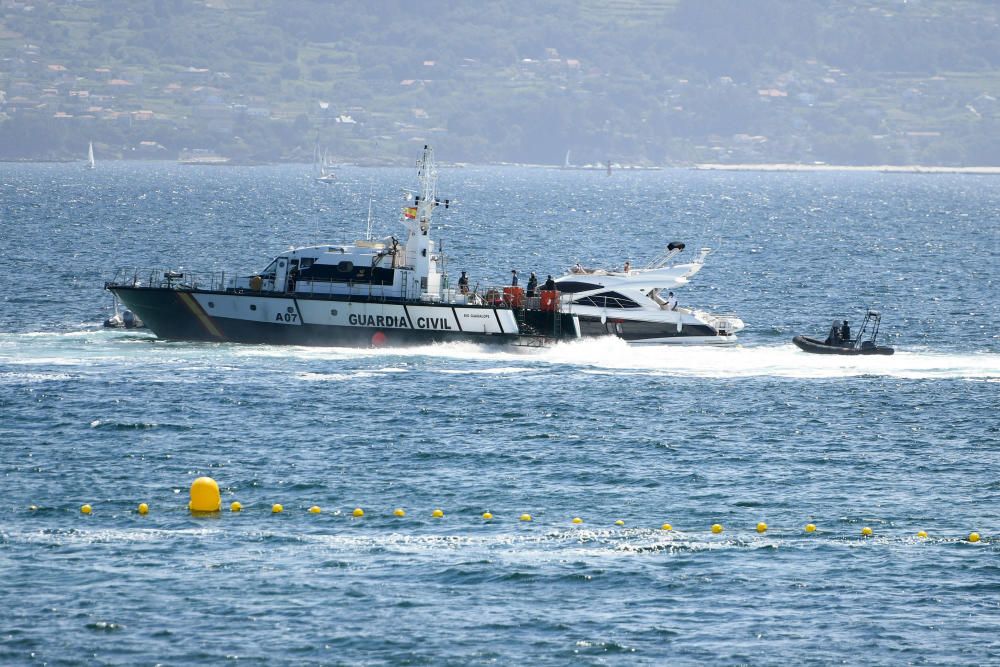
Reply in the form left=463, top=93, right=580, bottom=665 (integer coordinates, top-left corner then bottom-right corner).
left=110, top=286, right=576, bottom=347
left=792, top=335, right=894, bottom=355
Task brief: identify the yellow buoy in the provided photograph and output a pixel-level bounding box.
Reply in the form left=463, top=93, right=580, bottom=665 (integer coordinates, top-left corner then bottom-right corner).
left=393, top=508, right=406, bottom=517
left=711, top=523, right=724, bottom=534
left=805, top=523, right=817, bottom=533
left=661, top=523, right=673, bottom=531
left=272, top=503, right=283, bottom=514
left=615, top=520, right=625, bottom=526
left=572, top=517, right=583, bottom=525
left=188, top=476, right=221, bottom=512
left=756, top=522, right=767, bottom=533
left=230, top=501, right=242, bottom=512
left=352, top=507, right=364, bottom=518
left=861, top=526, right=873, bottom=537
left=432, top=508, right=444, bottom=518
left=520, top=513, right=532, bottom=522
left=137, top=503, right=149, bottom=515
left=80, top=504, right=92, bottom=515
left=482, top=512, right=493, bottom=520
left=917, top=530, right=928, bottom=538
left=968, top=532, right=981, bottom=543
left=308, top=505, right=321, bottom=514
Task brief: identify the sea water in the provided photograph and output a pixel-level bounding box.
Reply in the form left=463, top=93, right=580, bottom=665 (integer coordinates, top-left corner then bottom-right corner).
left=1, top=163, right=998, bottom=664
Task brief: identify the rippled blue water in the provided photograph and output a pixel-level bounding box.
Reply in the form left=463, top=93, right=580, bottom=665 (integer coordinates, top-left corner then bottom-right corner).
left=1, top=163, right=998, bottom=665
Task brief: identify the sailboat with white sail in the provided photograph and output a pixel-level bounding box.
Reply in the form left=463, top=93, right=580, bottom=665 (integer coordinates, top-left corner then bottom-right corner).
left=314, top=144, right=336, bottom=183
left=86, top=141, right=95, bottom=169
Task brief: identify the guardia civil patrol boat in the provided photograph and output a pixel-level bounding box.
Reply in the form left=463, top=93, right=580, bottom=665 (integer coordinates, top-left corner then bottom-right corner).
left=106, top=146, right=575, bottom=347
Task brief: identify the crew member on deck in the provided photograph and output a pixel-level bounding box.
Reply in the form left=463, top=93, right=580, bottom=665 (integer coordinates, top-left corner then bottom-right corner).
left=527, top=272, right=538, bottom=297
left=623, top=260, right=631, bottom=274
left=825, top=320, right=841, bottom=345
left=511, top=270, right=519, bottom=287
left=458, top=271, right=469, bottom=294
left=665, top=291, right=677, bottom=311
left=841, top=320, right=851, bottom=343
left=543, top=275, right=556, bottom=291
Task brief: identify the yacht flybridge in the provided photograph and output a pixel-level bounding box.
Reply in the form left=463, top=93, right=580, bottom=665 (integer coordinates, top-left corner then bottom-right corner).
left=105, top=145, right=743, bottom=347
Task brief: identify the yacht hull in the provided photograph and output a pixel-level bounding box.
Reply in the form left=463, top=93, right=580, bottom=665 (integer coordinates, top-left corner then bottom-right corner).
left=574, top=315, right=727, bottom=343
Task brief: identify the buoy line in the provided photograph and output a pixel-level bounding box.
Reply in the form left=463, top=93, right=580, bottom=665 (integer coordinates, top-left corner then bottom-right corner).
left=14, top=478, right=983, bottom=544
left=25, top=503, right=991, bottom=543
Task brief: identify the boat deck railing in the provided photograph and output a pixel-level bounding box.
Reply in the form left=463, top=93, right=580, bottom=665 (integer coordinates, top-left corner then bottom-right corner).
left=106, top=268, right=573, bottom=312
left=106, top=268, right=230, bottom=292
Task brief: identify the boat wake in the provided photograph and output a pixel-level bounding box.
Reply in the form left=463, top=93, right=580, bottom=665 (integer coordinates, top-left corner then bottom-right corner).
left=0, top=329, right=997, bottom=381
left=527, top=337, right=1000, bottom=380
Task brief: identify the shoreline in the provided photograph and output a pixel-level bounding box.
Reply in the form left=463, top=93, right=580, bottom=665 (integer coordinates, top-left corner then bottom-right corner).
left=693, top=163, right=1000, bottom=175
left=4, top=158, right=1000, bottom=174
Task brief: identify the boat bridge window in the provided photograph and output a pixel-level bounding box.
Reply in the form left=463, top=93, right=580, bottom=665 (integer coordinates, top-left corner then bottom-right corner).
left=556, top=281, right=604, bottom=294
left=298, top=261, right=395, bottom=285
left=300, top=258, right=315, bottom=269
left=576, top=291, right=640, bottom=309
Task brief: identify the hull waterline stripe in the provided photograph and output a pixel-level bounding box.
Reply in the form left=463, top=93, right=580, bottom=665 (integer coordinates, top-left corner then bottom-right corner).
left=177, top=292, right=224, bottom=339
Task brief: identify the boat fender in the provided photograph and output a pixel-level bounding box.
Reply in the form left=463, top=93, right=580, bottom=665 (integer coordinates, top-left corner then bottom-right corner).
left=250, top=275, right=262, bottom=291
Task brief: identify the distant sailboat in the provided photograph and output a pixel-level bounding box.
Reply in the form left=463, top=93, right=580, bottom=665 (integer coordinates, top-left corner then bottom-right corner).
left=86, top=141, right=95, bottom=169
left=314, top=143, right=336, bottom=183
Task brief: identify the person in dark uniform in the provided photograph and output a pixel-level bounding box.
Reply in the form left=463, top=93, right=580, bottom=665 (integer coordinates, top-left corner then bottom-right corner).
left=841, top=320, right=851, bottom=343
left=526, top=272, right=538, bottom=297
left=511, top=269, right=518, bottom=287
left=542, top=275, right=556, bottom=291
left=825, top=320, right=841, bottom=345
left=457, top=271, right=469, bottom=294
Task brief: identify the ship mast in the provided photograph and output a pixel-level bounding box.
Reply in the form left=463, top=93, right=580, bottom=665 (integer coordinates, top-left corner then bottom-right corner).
left=401, top=145, right=448, bottom=297
left=416, top=144, right=436, bottom=235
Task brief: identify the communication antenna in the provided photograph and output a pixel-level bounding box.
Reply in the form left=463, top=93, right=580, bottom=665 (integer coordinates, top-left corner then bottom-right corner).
left=365, top=186, right=375, bottom=241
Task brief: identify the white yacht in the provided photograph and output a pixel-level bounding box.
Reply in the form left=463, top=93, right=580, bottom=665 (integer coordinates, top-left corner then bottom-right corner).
left=549, top=244, right=744, bottom=344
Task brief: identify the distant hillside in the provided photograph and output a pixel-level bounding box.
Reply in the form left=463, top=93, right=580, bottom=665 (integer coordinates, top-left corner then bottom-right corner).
left=1, top=0, right=999, bottom=165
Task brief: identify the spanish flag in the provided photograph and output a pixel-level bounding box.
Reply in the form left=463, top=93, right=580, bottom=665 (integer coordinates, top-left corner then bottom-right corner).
left=403, top=206, right=417, bottom=219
